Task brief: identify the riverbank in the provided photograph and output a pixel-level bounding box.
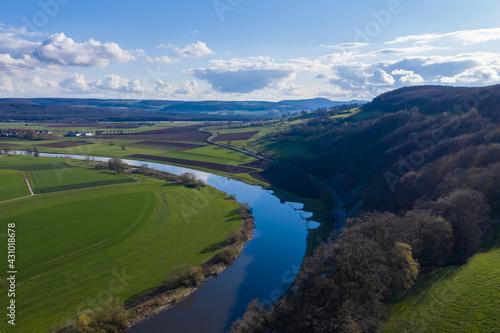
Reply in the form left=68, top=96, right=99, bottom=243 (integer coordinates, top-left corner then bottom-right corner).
left=126, top=216, right=254, bottom=327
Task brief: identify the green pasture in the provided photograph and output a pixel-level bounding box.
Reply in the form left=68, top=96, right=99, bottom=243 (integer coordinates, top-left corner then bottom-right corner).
left=380, top=223, right=500, bottom=333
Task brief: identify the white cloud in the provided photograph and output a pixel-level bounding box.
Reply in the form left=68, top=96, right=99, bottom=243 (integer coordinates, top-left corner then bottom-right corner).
left=324, top=52, right=359, bottom=64
left=190, top=57, right=296, bottom=93
left=391, top=69, right=414, bottom=75
left=26, top=75, right=58, bottom=89
left=154, top=79, right=175, bottom=95
left=368, top=69, right=395, bottom=85
left=321, top=42, right=368, bottom=49
left=400, top=73, right=425, bottom=84
left=440, top=65, right=500, bottom=84
left=173, top=41, right=214, bottom=58
left=34, top=33, right=138, bottom=67
left=61, top=73, right=89, bottom=92
left=175, top=80, right=200, bottom=96
left=145, top=55, right=178, bottom=64
left=93, top=74, right=146, bottom=93
left=390, top=69, right=424, bottom=84
left=0, top=33, right=40, bottom=57
left=387, top=28, right=500, bottom=45
left=61, top=73, right=146, bottom=94
left=0, top=23, right=44, bottom=37
left=0, top=74, right=13, bottom=92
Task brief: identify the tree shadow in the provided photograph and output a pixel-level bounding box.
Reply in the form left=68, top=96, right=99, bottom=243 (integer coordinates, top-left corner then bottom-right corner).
left=480, top=221, right=500, bottom=253
left=200, top=240, right=226, bottom=254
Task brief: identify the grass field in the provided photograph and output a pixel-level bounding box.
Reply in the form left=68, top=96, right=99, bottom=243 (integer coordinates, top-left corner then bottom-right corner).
left=0, top=169, right=30, bottom=202
left=0, top=155, right=135, bottom=193
left=0, top=156, right=241, bottom=331
left=380, top=223, right=500, bottom=333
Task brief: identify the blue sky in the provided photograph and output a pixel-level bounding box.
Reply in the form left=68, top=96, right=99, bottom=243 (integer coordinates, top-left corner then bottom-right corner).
left=0, top=0, right=499, bottom=101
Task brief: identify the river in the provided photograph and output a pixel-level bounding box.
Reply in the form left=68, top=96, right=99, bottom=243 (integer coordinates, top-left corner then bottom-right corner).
left=34, top=152, right=320, bottom=333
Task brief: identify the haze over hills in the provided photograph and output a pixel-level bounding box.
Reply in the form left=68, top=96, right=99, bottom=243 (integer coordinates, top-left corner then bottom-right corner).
left=0, top=97, right=366, bottom=122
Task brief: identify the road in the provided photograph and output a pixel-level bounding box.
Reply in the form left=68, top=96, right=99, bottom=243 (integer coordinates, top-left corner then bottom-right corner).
left=200, top=127, right=346, bottom=237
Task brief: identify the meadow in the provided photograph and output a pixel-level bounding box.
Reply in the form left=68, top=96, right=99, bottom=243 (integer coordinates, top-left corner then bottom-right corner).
left=0, top=155, right=241, bottom=331
left=0, top=169, right=30, bottom=202
left=380, top=223, right=500, bottom=333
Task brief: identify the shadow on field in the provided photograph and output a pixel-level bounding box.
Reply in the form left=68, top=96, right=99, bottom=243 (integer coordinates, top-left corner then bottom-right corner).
left=480, top=221, right=500, bottom=253
left=200, top=241, right=226, bottom=254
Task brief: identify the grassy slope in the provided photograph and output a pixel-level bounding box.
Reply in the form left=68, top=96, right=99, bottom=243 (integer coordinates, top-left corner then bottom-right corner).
left=0, top=169, right=30, bottom=201
left=0, top=177, right=240, bottom=331
left=0, top=155, right=135, bottom=193
left=380, top=223, right=500, bottom=333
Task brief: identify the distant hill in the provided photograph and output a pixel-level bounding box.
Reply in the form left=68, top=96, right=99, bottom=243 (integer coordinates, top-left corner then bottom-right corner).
left=0, top=97, right=367, bottom=122
left=362, top=84, right=500, bottom=119
left=278, top=98, right=366, bottom=110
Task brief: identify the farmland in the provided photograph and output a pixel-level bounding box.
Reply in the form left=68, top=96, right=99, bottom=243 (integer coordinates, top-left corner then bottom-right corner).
left=0, top=169, right=30, bottom=202
left=0, top=155, right=242, bottom=331
left=0, top=121, right=323, bottom=210
left=0, top=155, right=135, bottom=194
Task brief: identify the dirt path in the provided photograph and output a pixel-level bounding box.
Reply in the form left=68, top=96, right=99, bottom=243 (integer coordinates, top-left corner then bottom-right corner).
left=22, top=171, right=35, bottom=196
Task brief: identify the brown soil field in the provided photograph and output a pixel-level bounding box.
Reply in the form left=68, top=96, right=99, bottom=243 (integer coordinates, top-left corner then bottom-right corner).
left=105, top=125, right=209, bottom=141
left=216, top=131, right=259, bottom=141
left=127, top=154, right=255, bottom=174
left=37, top=141, right=94, bottom=148
left=132, top=141, right=206, bottom=150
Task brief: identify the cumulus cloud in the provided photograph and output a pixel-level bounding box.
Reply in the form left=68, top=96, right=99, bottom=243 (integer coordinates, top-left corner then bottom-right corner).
left=400, top=73, right=425, bottom=84
left=61, top=73, right=146, bottom=94
left=33, top=33, right=139, bottom=67
left=0, top=74, right=13, bottom=92
left=173, top=41, right=214, bottom=58
left=60, top=73, right=89, bottom=92
left=439, top=65, right=500, bottom=84
left=390, top=69, right=424, bottom=84
left=93, top=74, right=146, bottom=93
left=368, top=69, right=395, bottom=85
left=175, top=80, right=200, bottom=95
left=191, top=57, right=295, bottom=93
left=155, top=79, right=175, bottom=95
left=0, top=33, right=40, bottom=57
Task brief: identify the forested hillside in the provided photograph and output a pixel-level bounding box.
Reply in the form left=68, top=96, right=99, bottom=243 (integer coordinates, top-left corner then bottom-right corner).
left=232, top=84, right=500, bottom=332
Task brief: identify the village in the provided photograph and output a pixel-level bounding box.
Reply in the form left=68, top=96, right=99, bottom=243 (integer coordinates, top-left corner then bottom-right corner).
left=0, top=128, right=103, bottom=139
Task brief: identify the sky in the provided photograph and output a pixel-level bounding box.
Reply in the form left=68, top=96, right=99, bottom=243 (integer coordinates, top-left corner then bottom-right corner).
left=0, top=0, right=499, bottom=101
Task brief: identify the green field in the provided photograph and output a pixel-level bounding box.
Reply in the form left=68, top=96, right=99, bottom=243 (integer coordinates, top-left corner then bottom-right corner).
left=380, top=223, right=500, bottom=333
left=0, top=156, right=241, bottom=331
left=0, top=169, right=30, bottom=202
left=0, top=155, right=135, bottom=193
